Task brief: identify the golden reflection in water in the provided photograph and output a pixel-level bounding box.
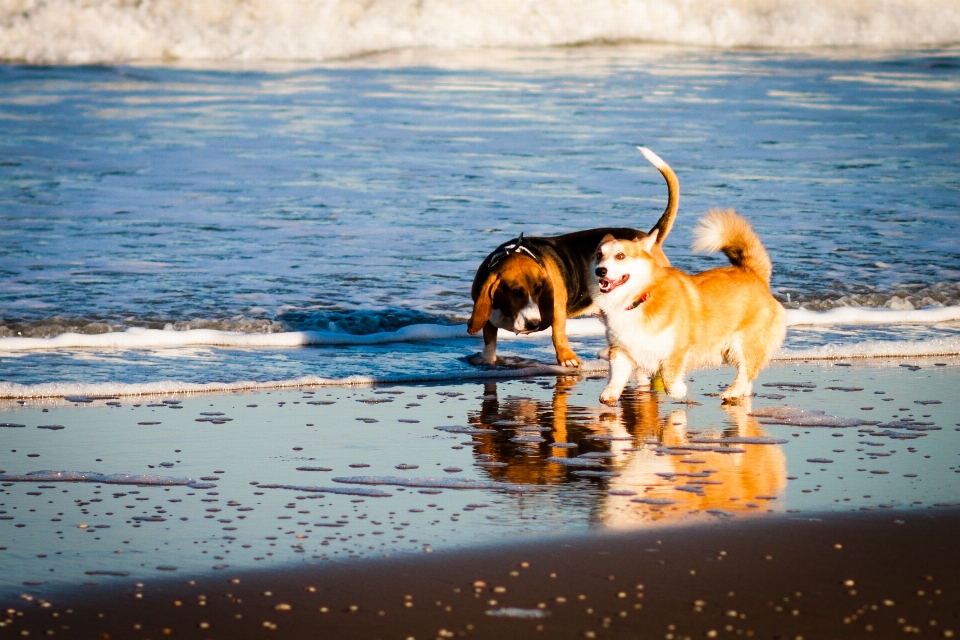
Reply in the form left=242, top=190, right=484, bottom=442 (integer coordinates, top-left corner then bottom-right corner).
left=466, top=377, right=786, bottom=526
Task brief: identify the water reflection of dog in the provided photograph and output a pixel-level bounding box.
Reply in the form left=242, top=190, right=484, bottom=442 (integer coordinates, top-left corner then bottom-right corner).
left=601, top=399, right=787, bottom=527
left=467, top=377, right=587, bottom=486
left=466, top=380, right=786, bottom=525
left=466, top=379, right=673, bottom=486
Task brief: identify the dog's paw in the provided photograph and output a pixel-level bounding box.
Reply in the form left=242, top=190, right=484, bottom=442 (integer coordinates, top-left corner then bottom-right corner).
left=466, top=352, right=497, bottom=366
left=599, top=389, right=621, bottom=405
left=720, top=383, right=751, bottom=402
left=557, top=350, right=581, bottom=368
left=665, top=381, right=688, bottom=399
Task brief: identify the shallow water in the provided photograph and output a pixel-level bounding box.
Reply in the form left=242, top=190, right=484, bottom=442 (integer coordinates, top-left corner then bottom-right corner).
left=1, top=358, right=957, bottom=597
left=2, top=46, right=960, bottom=391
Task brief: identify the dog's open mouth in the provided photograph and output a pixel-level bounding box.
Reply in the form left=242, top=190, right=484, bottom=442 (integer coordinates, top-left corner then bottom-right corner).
left=598, top=274, right=629, bottom=293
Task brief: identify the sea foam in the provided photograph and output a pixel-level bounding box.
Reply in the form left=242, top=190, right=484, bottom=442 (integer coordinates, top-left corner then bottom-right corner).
left=2, top=0, right=958, bottom=65
left=2, top=306, right=958, bottom=352
left=1, top=338, right=958, bottom=400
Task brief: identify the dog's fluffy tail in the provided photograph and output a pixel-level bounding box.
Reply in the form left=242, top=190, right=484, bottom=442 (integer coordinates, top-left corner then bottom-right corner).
left=692, top=209, right=773, bottom=283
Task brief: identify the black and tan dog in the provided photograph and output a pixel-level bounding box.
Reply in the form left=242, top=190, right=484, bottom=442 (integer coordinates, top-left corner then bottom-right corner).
left=468, top=147, right=679, bottom=367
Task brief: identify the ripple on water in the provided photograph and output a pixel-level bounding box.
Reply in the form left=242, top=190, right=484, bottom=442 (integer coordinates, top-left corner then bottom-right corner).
left=435, top=425, right=496, bottom=435
left=256, top=483, right=392, bottom=497
left=750, top=406, right=879, bottom=428
left=689, top=436, right=789, bottom=445
left=0, top=470, right=198, bottom=486
left=631, top=497, right=677, bottom=505
left=545, top=457, right=603, bottom=468
left=332, top=475, right=544, bottom=492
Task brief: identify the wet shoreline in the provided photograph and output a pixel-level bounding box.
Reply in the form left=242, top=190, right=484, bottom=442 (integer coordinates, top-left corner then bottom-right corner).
left=1, top=357, right=958, bottom=637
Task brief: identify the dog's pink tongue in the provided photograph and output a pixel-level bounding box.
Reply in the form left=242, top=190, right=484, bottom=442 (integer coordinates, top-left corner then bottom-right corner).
left=599, top=274, right=627, bottom=292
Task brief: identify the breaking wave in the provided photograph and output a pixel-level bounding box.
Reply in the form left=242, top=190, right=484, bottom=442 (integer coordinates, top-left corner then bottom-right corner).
left=2, top=0, right=958, bottom=65
left=1, top=337, right=958, bottom=399
left=2, top=307, right=959, bottom=352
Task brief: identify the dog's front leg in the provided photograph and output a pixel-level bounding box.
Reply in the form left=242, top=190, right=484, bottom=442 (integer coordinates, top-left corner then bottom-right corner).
left=551, top=309, right=580, bottom=368
left=600, top=347, right=633, bottom=405
left=479, top=322, right=498, bottom=365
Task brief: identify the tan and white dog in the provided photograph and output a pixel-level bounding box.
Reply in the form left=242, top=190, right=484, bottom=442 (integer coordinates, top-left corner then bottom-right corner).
left=590, top=209, right=786, bottom=404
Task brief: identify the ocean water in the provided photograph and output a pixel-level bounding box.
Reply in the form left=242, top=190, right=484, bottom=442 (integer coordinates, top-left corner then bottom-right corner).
left=1, top=43, right=960, bottom=394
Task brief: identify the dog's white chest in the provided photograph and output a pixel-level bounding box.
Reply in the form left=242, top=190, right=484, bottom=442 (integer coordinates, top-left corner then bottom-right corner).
left=603, top=310, right=675, bottom=370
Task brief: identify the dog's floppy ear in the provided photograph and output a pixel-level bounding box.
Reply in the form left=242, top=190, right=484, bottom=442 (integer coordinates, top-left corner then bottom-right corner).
left=537, top=278, right=555, bottom=328
left=468, top=272, right=500, bottom=334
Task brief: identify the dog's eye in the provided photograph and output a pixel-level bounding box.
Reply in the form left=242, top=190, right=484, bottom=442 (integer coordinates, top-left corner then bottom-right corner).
left=533, top=284, right=543, bottom=295
left=616, top=252, right=625, bottom=260
left=596, top=252, right=602, bottom=260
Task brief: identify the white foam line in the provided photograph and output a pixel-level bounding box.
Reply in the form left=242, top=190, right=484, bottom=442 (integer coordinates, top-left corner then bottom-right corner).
left=0, top=324, right=471, bottom=352
left=776, top=337, right=960, bottom=360
left=3, top=333, right=958, bottom=400
left=2, top=306, right=958, bottom=353
left=785, top=306, right=960, bottom=326
left=0, top=361, right=608, bottom=399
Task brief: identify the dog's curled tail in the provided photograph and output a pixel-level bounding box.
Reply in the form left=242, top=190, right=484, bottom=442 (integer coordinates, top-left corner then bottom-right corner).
left=692, top=209, right=773, bottom=283
left=637, top=147, right=678, bottom=245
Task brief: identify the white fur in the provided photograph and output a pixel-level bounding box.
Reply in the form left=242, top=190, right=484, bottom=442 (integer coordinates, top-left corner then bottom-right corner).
left=691, top=213, right=725, bottom=254
left=481, top=339, right=497, bottom=364
left=489, top=296, right=541, bottom=334
left=590, top=239, right=683, bottom=401
left=636, top=146, right=670, bottom=173
left=514, top=295, right=542, bottom=333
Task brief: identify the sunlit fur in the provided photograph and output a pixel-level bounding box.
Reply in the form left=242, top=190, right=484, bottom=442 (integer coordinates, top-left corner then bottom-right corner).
left=590, top=210, right=786, bottom=404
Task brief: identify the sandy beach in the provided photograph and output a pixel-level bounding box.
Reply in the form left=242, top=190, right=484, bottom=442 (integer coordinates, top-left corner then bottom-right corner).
left=2, top=356, right=959, bottom=638
left=4, top=508, right=960, bottom=639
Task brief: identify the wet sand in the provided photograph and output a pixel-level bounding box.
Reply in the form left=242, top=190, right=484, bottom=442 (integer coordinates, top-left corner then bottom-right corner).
left=4, top=508, right=959, bottom=639
left=2, top=357, right=959, bottom=638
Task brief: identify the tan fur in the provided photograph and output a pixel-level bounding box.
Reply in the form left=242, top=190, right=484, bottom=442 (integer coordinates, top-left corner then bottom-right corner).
left=591, top=211, right=785, bottom=404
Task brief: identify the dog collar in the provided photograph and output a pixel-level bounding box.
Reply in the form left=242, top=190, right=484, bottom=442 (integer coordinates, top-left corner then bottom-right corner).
left=626, top=292, right=650, bottom=310
left=487, top=233, right=545, bottom=269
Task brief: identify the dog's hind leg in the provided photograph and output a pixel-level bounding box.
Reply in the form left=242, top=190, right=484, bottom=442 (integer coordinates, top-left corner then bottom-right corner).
left=720, top=336, right=758, bottom=402
left=600, top=347, right=634, bottom=405
left=660, top=353, right=689, bottom=399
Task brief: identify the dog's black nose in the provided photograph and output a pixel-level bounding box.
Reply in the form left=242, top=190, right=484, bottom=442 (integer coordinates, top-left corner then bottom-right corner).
left=524, top=319, right=540, bottom=331
left=595, top=267, right=607, bottom=278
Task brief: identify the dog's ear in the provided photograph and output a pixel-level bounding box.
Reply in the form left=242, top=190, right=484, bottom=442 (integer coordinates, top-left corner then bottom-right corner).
left=640, top=229, right=659, bottom=253
left=468, top=272, right=500, bottom=334
left=537, top=278, right=555, bottom=328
